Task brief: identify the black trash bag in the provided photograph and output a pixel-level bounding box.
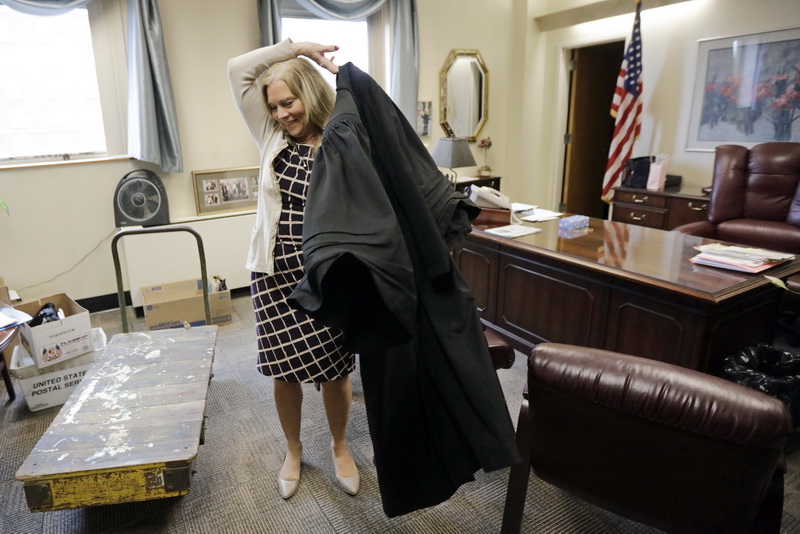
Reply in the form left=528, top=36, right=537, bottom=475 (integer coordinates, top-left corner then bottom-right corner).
left=721, top=343, right=800, bottom=427
left=27, top=302, right=60, bottom=328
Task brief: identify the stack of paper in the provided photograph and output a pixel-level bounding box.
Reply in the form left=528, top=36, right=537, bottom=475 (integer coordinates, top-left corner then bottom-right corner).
left=520, top=208, right=563, bottom=222
left=484, top=224, right=542, bottom=238
left=511, top=202, right=538, bottom=212
left=690, top=244, right=795, bottom=273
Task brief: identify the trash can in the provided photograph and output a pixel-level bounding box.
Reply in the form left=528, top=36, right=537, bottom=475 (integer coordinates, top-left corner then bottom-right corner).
left=721, top=344, right=800, bottom=427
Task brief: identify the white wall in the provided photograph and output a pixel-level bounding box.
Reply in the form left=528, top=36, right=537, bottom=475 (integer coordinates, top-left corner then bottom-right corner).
left=0, top=0, right=797, bottom=304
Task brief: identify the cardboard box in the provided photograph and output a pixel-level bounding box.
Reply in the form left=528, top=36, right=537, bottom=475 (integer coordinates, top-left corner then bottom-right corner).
left=10, top=328, right=106, bottom=412
left=0, top=277, right=10, bottom=304
left=16, top=294, right=93, bottom=369
left=141, top=279, right=232, bottom=331
left=0, top=276, right=21, bottom=305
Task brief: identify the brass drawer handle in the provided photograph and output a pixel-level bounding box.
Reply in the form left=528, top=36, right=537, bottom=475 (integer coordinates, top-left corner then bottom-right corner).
left=633, top=195, right=649, bottom=203
left=688, top=202, right=707, bottom=211
left=630, top=213, right=646, bottom=221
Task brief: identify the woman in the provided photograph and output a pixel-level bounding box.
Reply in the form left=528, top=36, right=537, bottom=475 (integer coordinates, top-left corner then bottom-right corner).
left=228, top=39, right=358, bottom=500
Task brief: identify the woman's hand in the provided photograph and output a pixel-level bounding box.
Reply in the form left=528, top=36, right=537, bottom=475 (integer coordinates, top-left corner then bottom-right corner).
left=291, top=41, right=340, bottom=74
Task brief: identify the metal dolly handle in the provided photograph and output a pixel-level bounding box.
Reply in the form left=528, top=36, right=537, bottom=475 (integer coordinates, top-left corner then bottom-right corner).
left=111, top=226, right=211, bottom=333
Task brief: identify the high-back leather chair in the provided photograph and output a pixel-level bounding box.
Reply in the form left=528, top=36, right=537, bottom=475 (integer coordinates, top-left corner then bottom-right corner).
left=501, top=343, right=792, bottom=534
left=673, top=142, right=800, bottom=252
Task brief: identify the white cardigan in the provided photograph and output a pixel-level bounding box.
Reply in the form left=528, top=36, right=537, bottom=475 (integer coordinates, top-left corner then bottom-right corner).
left=227, top=39, right=297, bottom=274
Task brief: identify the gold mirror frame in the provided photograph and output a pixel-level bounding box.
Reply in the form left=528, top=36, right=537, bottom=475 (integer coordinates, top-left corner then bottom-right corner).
left=439, top=49, right=489, bottom=142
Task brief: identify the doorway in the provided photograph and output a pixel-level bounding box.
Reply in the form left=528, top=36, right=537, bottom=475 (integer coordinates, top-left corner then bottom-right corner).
left=561, top=41, right=625, bottom=219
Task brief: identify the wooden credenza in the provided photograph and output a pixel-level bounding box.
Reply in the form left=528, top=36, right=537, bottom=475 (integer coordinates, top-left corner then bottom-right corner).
left=612, top=186, right=710, bottom=230
left=454, top=216, right=799, bottom=374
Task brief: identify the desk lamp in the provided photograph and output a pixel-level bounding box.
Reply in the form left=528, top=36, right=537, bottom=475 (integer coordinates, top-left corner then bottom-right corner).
left=431, top=136, right=476, bottom=186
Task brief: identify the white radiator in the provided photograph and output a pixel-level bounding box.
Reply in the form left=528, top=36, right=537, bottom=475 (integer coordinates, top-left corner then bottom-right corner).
left=122, top=213, right=255, bottom=307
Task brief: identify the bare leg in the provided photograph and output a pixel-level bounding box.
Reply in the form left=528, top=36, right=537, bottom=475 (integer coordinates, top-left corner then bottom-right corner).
left=320, top=375, right=357, bottom=478
left=274, top=379, right=303, bottom=481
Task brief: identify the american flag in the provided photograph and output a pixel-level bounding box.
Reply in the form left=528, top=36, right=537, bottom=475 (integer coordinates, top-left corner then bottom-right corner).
left=601, top=0, right=644, bottom=203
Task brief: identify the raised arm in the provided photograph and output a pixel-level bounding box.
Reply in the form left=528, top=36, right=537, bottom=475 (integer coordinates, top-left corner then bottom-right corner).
left=227, top=38, right=296, bottom=145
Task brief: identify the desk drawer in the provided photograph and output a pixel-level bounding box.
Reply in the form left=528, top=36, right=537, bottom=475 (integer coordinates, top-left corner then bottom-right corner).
left=613, top=204, right=666, bottom=229
left=614, top=190, right=667, bottom=208
left=667, top=197, right=710, bottom=229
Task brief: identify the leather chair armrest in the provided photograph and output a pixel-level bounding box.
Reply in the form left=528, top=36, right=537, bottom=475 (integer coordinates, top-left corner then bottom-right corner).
left=672, top=220, right=718, bottom=237
left=530, top=343, right=793, bottom=447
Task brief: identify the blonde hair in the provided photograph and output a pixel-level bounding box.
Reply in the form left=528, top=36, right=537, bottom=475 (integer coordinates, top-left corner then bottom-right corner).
left=262, top=58, right=335, bottom=149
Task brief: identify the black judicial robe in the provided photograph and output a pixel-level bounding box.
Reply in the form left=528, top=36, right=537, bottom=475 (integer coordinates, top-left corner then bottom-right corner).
left=288, top=63, right=520, bottom=517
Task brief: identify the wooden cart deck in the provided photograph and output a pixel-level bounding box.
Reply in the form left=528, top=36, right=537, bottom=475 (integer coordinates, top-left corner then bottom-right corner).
left=16, top=326, right=217, bottom=512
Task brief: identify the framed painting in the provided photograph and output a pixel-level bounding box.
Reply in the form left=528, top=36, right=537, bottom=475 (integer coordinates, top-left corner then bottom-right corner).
left=192, top=166, right=259, bottom=216
left=686, top=27, right=800, bottom=151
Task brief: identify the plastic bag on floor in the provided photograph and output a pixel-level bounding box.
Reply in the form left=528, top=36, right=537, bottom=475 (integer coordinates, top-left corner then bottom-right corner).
left=721, top=344, right=800, bottom=427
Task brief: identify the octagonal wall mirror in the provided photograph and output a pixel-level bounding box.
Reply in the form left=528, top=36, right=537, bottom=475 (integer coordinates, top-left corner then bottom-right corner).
left=439, top=49, right=488, bottom=142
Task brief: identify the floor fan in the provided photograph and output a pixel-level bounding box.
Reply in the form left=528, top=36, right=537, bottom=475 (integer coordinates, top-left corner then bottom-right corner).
left=113, top=169, right=169, bottom=227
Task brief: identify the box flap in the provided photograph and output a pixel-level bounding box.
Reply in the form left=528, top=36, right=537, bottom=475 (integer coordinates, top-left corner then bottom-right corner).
left=15, top=293, right=87, bottom=317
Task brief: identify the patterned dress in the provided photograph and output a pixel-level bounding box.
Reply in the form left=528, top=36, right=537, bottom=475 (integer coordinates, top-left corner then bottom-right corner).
left=250, top=143, right=355, bottom=383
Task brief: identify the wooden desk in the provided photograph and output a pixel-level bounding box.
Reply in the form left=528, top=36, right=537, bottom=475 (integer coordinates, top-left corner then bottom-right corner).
left=454, top=217, right=800, bottom=374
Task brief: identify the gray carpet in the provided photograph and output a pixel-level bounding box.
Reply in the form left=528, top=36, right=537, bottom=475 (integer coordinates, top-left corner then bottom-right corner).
left=1, top=294, right=798, bottom=533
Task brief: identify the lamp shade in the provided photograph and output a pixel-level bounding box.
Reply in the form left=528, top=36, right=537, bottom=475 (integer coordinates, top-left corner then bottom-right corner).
left=431, top=137, right=477, bottom=169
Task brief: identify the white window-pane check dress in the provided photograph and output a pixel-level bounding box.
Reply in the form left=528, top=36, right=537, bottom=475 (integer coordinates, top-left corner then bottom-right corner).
left=250, top=143, right=355, bottom=383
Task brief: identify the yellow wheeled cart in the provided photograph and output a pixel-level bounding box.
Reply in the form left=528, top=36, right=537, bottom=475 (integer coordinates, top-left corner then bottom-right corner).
left=16, top=227, right=217, bottom=511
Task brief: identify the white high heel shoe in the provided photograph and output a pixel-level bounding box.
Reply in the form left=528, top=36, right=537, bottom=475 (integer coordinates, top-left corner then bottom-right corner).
left=278, top=446, right=302, bottom=500
left=277, top=475, right=299, bottom=500
left=336, top=471, right=360, bottom=496
left=332, top=443, right=360, bottom=496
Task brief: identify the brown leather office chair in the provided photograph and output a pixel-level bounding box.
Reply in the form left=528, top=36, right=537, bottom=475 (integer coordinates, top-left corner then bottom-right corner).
left=501, top=343, right=792, bottom=534
left=673, top=142, right=800, bottom=253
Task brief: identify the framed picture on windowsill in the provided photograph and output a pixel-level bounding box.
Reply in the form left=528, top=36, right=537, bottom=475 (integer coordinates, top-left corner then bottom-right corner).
left=686, top=27, right=800, bottom=152
left=192, top=166, right=259, bottom=216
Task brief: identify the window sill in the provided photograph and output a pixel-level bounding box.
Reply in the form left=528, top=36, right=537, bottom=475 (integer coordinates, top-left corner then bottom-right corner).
left=0, top=155, right=133, bottom=170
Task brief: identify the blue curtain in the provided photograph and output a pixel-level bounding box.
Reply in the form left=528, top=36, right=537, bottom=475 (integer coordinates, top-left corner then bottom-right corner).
left=258, top=0, right=281, bottom=47
left=127, top=0, right=183, bottom=173
left=390, top=0, right=417, bottom=126
left=0, top=0, right=93, bottom=15
left=294, top=0, right=386, bottom=20
left=258, top=0, right=419, bottom=123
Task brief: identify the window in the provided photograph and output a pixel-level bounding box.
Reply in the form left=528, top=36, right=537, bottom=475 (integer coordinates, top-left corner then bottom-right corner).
left=281, top=17, right=369, bottom=86
left=0, top=1, right=126, bottom=164
left=0, top=6, right=104, bottom=161
left=280, top=7, right=389, bottom=89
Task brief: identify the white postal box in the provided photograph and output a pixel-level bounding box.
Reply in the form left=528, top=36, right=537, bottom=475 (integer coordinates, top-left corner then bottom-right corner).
left=10, top=328, right=106, bottom=412
left=16, top=293, right=93, bottom=369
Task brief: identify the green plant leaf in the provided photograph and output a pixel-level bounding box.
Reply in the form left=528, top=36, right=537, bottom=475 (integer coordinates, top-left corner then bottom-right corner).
left=765, top=275, right=788, bottom=290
